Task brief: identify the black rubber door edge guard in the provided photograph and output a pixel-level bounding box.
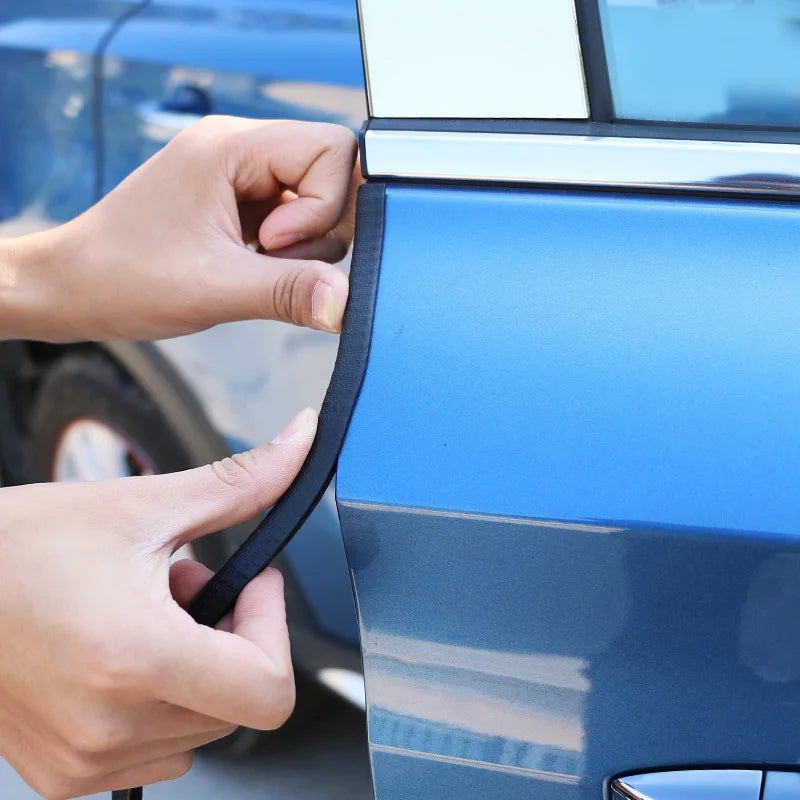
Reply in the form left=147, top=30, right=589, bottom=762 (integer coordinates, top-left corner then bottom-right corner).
left=112, top=181, right=386, bottom=800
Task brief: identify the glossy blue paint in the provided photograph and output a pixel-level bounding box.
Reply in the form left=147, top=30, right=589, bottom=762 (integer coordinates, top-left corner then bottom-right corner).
left=340, top=186, right=800, bottom=536
left=337, top=185, right=800, bottom=798
left=338, top=501, right=800, bottom=799
left=763, top=771, right=800, bottom=800
left=283, top=489, right=359, bottom=645
left=617, top=770, right=762, bottom=800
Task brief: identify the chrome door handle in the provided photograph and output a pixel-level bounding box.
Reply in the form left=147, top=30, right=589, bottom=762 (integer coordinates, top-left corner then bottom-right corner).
left=611, top=770, right=762, bottom=800
left=136, top=85, right=211, bottom=143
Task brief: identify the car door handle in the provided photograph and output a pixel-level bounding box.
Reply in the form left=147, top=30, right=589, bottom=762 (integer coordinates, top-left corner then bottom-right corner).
left=160, top=83, right=211, bottom=115
left=611, top=769, right=763, bottom=800
left=136, top=85, right=211, bottom=143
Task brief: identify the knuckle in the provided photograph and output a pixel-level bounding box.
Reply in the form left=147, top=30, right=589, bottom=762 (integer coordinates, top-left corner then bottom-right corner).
left=210, top=451, right=258, bottom=492
left=320, top=122, right=357, bottom=151
left=87, top=641, right=149, bottom=692
left=69, top=717, right=123, bottom=757
left=87, top=660, right=127, bottom=692
left=171, top=115, right=238, bottom=169
left=184, top=114, right=230, bottom=142
left=269, top=267, right=307, bottom=325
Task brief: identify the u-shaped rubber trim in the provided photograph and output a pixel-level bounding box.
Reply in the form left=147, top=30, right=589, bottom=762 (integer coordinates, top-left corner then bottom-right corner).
left=112, top=182, right=386, bottom=800
left=187, top=182, right=386, bottom=627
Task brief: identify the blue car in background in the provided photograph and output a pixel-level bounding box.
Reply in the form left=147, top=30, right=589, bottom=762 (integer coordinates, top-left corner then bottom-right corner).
left=0, top=0, right=366, bottom=744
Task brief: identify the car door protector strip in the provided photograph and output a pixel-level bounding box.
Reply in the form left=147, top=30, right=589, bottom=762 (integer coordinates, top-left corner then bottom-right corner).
left=186, top=180, right=385, bottom=626
left=112, top=182, right=386, bottom=800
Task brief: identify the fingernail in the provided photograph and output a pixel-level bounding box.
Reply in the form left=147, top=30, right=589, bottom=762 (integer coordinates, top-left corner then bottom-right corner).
left=271, top=407, right=317, bottom=443
left=312, top=280, right=340, bottom=333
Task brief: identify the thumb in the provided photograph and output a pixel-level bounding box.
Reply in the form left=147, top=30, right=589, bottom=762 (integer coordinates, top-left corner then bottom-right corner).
left=149, top=407, right=317, bottom=551
left=216, top=247, right=349, bottom=333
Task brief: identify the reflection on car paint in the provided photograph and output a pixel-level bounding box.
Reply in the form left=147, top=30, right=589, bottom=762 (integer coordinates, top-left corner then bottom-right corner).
left=337, top=184, right=800, bottom=798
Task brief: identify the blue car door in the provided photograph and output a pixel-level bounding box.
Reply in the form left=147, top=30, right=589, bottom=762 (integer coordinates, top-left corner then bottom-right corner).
left=338, top=2, right=800, bottom=799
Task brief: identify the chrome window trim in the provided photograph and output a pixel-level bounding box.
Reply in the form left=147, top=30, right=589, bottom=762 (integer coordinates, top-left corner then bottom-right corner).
left=364, top=129, right=800, bottom=196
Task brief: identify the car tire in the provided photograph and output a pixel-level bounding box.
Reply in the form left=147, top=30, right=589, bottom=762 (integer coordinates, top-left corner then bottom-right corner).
left=28, top=350, right=229, bottom=566
left=27, top=350, right=330, bottom=752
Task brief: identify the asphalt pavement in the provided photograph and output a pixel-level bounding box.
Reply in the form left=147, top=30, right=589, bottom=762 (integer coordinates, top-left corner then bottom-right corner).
left=0, top=699, right=373, bottom=800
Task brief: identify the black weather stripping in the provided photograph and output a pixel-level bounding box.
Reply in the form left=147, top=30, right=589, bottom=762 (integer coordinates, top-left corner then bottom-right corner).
left=112, top=181, right=386, bottom=800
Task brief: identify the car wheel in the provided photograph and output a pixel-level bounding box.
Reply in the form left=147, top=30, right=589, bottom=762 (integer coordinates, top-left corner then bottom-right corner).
left=27, top=350, right=329, bottom=753
left=28, top=351, right=226, bottom=565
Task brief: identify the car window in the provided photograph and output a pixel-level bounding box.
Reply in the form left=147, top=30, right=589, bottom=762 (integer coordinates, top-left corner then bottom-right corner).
left=598, top=0, right=800, bottom=126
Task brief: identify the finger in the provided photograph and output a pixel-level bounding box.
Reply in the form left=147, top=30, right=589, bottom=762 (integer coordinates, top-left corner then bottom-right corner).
left=80, top=723, right=236, bottom=777
left=53, top=694, right=239, bottom=766
left=169, top=558, right=214, bottom=609
left=219, top=249, right=349, bottom=332
left=128, top=726, right=235, bottom=764
left=225, top=121, right=357, bottom=252
left=231, top=568, right=291, bottom=673
left=100, top=752, right=193, bottom=794
left=154, top=569, right=294, bottom=731
left=142, top=407, right=317, bottom=548
left=137, top=725, right=236, bottom=759
left=263, top=156, right=359, bottom=265
left=266, top=232, right=351, bottom=264
left=127, top=702, right=237, bottom=743
left=169, top=559, right=233, bottom=632
left=237, top=196, right=280, bottom=245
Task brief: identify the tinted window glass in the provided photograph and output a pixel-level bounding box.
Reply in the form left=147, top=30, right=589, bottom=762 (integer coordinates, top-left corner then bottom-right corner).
left=599, top=0, right=800, bottom=126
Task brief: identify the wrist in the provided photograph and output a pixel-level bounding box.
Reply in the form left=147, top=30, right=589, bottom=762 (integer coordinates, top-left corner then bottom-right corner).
left=0, top=225, right=73, bottom=342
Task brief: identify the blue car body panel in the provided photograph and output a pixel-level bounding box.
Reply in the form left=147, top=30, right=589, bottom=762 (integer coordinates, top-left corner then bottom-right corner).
left=340, top=186, right=800, bottom=533
left=337, top=185, right=800, bottom=797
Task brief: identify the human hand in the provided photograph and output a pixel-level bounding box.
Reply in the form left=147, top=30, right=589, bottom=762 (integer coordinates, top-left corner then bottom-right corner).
left=1, top=117, right=359, bottom=342
left=0, top=408, right=317, bottom=799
